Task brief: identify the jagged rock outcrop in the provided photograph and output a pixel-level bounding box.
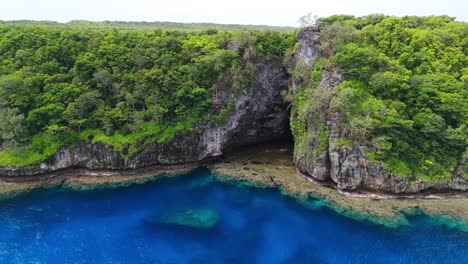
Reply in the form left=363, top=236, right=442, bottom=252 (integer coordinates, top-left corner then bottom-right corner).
left=292, top=26, right=468, bottom=193
left=0, top=61, right=291, bottom=178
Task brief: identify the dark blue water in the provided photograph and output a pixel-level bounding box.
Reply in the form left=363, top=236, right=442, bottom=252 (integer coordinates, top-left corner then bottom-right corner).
left=0, top=169, right=467, bottom=263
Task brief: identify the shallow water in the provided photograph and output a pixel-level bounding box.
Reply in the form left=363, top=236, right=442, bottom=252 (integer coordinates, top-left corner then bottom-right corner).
left=0, top=168, right=467, bottom=263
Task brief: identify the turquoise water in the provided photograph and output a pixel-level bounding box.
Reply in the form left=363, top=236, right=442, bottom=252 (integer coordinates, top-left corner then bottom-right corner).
left=0, top=168, right=467, bottom=263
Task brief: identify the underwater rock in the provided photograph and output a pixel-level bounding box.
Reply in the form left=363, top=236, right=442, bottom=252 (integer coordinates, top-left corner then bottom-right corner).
left=155, top=207, right=221, bottom=230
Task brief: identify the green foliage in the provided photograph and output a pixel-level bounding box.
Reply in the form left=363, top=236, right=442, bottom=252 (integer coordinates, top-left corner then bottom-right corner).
left=0, top=20, right=295, bottom=32
left=320, top=20, right=361, bottom=56
left=0, top=131, right=77, bottom=167
left=26, top=103, right=65, bottom=132
left=0, top=107, right=25, bottom=149
left=317, top=124, right=329, bottom=154
left=333, top=139, right=354, bottom=148
left=0, top=23, right=294, bottom=167
left=255, top=30, right=297, bottom=56
left=289, top=90, right=308, bottom=152
left=310, top=58, right=327, bottom=81
left=321, top=15, right=467, bottom=179
left=215, top=102, right=235, bottom=125
left=318, top=15, right=356, bottom=24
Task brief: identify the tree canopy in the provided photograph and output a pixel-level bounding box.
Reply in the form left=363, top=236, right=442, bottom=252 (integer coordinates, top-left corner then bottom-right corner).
left=0, top=23, right=296, bottom=167
left=295, top=15, right=467, bottom=180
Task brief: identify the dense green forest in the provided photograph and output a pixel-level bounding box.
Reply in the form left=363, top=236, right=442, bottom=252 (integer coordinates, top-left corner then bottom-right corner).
left=0, top=20, right=295, bottom=32
left=291, top=15, right=467, bottom=180
left=0, top=22, right=295, bottom=167
left=1, top=16, right=466, bottom=182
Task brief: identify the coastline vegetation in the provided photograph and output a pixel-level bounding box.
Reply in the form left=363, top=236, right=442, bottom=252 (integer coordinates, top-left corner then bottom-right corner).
left=0, top=22, right=295, bottom=167
left=0, top=20, right=295, bottom=32
left=290, top=15, right=467, bottom=181
left=0, top=15, right=466, bottom=184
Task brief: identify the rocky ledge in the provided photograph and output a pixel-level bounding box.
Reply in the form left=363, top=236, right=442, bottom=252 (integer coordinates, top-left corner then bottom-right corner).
left=209, top=143, right=468, bottom=229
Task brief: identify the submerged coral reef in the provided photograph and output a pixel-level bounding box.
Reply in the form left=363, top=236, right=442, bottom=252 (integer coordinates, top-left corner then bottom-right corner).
left=1, top=143, right=466, bottom=230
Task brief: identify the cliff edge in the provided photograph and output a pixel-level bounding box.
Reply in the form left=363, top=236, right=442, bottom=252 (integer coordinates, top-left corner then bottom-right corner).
left=290, top=26, right=467, bottom=193
left=0, top=60, right=291, bottom=178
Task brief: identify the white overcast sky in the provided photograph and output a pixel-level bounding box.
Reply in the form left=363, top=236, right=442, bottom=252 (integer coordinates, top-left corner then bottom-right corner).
left=1, top=0, right=467, bottom=26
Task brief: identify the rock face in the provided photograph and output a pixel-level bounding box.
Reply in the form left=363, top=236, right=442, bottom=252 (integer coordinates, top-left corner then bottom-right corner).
left=0, top=60, right=291, bottom=178
left=292, top=26, right=468, bottom=194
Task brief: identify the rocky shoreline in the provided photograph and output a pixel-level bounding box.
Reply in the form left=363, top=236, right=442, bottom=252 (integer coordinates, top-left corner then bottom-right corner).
left=208, top=144, right=468, bottom=227
left=1, top=143, right=466, bottom=230
left=297, top=169, right=468, bottom=200
left=0, top=161, right=202, bottom=197
left=1, top=26, right=466, bottom=195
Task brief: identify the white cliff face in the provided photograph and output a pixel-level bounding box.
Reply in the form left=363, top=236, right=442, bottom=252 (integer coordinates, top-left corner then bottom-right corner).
left=199, top=127, right=224, bottom=160
left=292, top=27, right=467, bottom=194
left=0, top=60, right=291, bottom=178
left=296, top=27, right=322, bottom=66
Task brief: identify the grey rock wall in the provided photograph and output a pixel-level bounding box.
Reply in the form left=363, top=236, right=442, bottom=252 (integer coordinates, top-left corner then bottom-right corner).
left=0, top=60, right=291, bottom=178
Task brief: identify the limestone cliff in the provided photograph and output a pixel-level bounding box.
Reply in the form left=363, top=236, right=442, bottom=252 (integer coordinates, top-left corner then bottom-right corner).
left=0, top=60, right=291, bottom=178
left=1, top=26, right=466, bottom=196
left=291, top=26, right=467, bottom=193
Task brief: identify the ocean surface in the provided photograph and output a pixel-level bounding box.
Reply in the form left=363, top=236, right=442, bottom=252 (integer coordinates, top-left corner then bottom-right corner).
left=0, top=168, right=467, bottom=263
